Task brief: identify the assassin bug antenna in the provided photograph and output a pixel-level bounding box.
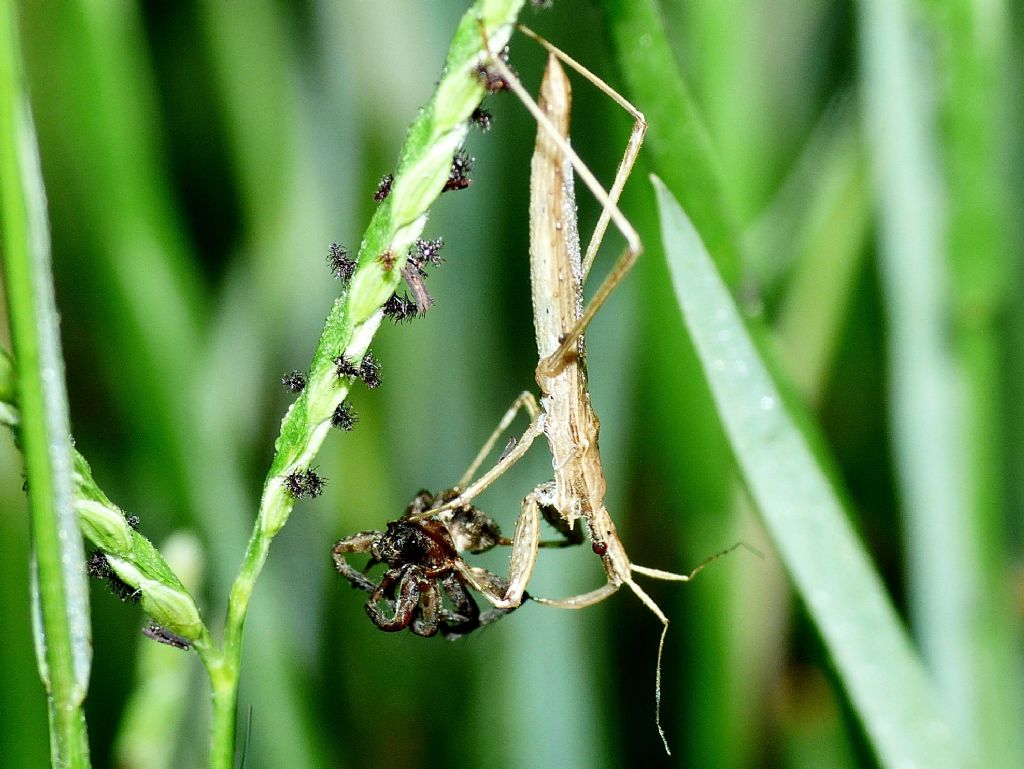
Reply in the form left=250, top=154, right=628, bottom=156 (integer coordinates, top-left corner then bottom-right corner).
left=374, top=173, right=394, bottom=202
left=281, top=370, right=307, bottom=393
left=443, top=150, right=474, bottom=192
left=328, top=242, right=356, bottom=283
left=331, top=401, right=358, bottom=432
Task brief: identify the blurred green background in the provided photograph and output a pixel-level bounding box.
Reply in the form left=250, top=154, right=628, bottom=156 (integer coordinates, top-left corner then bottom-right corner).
left=1, top=0, right=1022, bottom=767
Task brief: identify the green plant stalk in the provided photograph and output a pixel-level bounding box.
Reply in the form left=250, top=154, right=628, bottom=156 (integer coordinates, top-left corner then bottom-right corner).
left=656, top=177, right=966, bottom=769
left=24, top=1, right=322, bottom=763
left=208, top=1, right=527, bottom=765
left=0, top=3, right=91, bottom=766
left=0, top=359, right=215, bottom=659
left=858, top=0, right=1022, bottom=763
left=599, top=0, right=742, bottom=285
left=911, top=2, right=1021, bottom=765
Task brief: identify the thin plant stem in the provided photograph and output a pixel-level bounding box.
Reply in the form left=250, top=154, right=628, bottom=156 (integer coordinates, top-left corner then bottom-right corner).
left=0, top=2, right=91, bottom=766
left=206, top=2, right=529, bottom=764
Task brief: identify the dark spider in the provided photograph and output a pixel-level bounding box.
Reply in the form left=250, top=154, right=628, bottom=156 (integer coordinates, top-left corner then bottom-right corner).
left=332, top=489, right=519, bottom=639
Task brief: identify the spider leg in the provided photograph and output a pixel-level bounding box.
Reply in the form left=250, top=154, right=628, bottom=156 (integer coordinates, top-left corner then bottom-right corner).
left=437, top=572, right=481, bottom=637
left=332, top=530, right=382, bottom=593
left=440, top=569, right=524, bottom=640
left=410, top=580, right=441, bottom=638
left=366, top=565, right=425, bottom=632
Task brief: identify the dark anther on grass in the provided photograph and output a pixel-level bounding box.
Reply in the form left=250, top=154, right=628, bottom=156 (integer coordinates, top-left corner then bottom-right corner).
left=143, top=623, right=192, bottom=651
left=87, top=551, right=139, bottom=603
left=328, top=242, right=355, bottom=282
left=383, top=292, right=421, bottom=323
left=378, top=250, right=397, bottom=271
left=126, top=514, right=141, bottom=531
left=284, top=468, right=327, bottom=499
left=443, top=150, right=474, bottom=192
left=334, top=355, right=361, bottom=380
left=475, top=46, right=511, bottom=93
left=281, top=370, right=307, bottom=393
left=470, top=106, right=493, bottom=131
left=284, top=471, right=305, bottom=498
left=331, top=401, right=358, bottom=432
left=374, top=173, right=394, bottom=202
left=334, top=351, right=381, bottom=389
left=359, top=352, right=382, bottom=389
left=301, top=469, right=327, bottom=498
left=408, top=237, right=445, bottom=276
left=400, top=265, right=434, bottom=314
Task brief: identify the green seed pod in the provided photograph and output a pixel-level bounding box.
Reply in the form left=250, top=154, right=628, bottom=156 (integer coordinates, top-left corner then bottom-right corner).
left=104, top=555, right=205, bottom=642
left=75, top=499, right=134, bottom=554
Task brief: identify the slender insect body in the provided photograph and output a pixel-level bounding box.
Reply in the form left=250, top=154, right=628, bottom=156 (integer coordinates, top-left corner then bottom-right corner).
left=342, top=28, right=739, bottom=753
left=528, top=57, right=632, bottom=598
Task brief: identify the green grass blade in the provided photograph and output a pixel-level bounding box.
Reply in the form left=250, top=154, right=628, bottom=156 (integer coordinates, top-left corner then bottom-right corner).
left=599, top=0, right=742, bottom=284
left=653, top=175, right=964, bottom=769
left=858, top=0, right=1023, bottom=764
left=0, top=3, right=91, bottom=766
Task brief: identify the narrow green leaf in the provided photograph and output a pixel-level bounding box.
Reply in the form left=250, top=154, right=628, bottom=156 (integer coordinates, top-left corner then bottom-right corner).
left=858, top=0, right=1023, bottom=763
left=653, top=175, right=964, bottom=769
left=599, top=0, right=742, bottom=285
left=0, top=2, right=91, bottom=765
